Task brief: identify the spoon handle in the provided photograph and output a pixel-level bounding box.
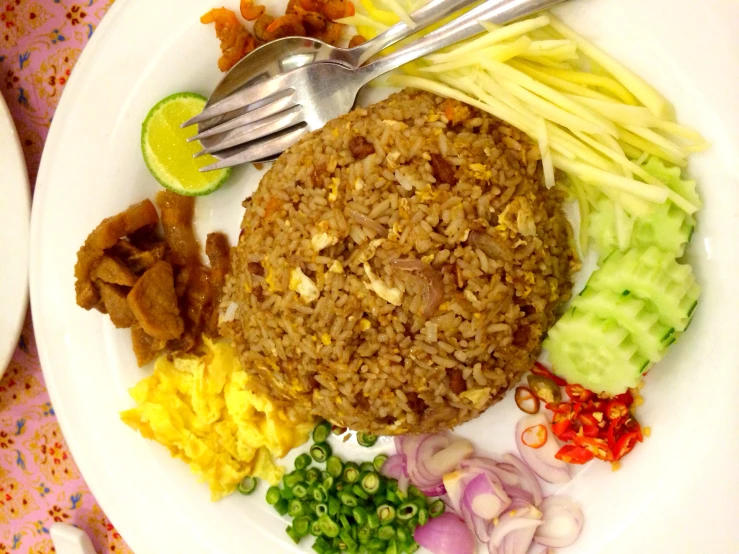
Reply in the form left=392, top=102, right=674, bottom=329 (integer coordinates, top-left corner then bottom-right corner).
left=357, top=0, right=566, bottom=86
left=350, top=0, right=483, bottom=66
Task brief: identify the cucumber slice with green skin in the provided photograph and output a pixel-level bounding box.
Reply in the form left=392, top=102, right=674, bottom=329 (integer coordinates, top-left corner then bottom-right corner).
left=641, top=156, right=702, bottom=210
left=589, top=197, right=618, bottom=259
left=632, top=200, right=695, bottom=258
left=544, top=310, right=650, bottom=395
left=572, top=288, right=675, bottom=362
left=588, top=247, right=700, bottom=332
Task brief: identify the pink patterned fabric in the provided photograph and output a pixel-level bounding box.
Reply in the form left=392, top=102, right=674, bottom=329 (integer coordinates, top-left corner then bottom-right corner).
left=1, top=1, right=132, bottom=552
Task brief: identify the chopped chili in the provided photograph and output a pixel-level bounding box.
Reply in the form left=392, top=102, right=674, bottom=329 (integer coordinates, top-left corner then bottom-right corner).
left=565, top=384, right=594, bottom=402
left=612, top=431, right=639, bottom=461
left=573, top=436, right=613, bottom=462
left=527, top=375, right=562, bottom=404
left=555, top=444, right=594, bottom=464
left=514, top=386, right=540, bottom=415
left=606, top=400, right=629, bottom=422
left=521, top=424, right=548, bottom=449
left=532, top=362, right=567, bottom=386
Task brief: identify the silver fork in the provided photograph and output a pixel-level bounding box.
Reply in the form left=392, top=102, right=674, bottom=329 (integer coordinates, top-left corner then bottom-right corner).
left=190, top=0, right=566, bottom=171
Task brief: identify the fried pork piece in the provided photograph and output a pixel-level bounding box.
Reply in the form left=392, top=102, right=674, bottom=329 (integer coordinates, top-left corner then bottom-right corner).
left=127, top=261, right=184, bottom=341
left=74, top=200, right=159, bottom=309
left=96, top=281, right=136, bottom=328
left=205, top=232, right=231, bottom=334
left=200, top=8, right=257, bottom=72
left=90, top=256, right=138, bottom=287
left=156, top=191, right=201, bottom=266
left=109, top=240, right=163, bottom=274
left=130, top=324, right=168, bottom=367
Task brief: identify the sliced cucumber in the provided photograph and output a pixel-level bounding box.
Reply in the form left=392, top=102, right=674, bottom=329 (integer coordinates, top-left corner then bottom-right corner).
left=641, top=156, right=701, bottom=210
left=572, top=288, right=675, bottom=362
left=588, top=247, right=700, bottom=332
left=544, top=310, right=650, bottom=395
left=632, top=200, right=695, bottom=258
left=589, top=197, right=618, bottom=259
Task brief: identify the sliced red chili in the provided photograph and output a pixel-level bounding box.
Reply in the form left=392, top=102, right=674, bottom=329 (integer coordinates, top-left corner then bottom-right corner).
left=573, top=436, right=613, bottom=461
left=612, top=431, right=639, bottom=461
left=555, top=444, right=594, bottom=464
left=546, top=401, right=573, bottom=414
left=559, top=429, right=577, bottom=441
left=606, top=423, right=618, bottom=448
left=581, top=424, right=600, bottom=438
left=566, top=384, right=594, bottom=402
left=606, top=400, right=629, bottom=422
left=624, top=418, right=644, bottom=442
left=551, top=418, right=571, bottom=438
left=614, top=390, right=634, bottom=406
left=521, top=424, right=548, bottom=449
left=514, top=386, right=540, bottom=415
left=532, top=362, right=567, bottom=386
left=577, top=412, right=599, bottom=428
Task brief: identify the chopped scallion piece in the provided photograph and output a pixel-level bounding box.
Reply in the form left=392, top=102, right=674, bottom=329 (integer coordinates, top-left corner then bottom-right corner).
left=377, top=504, right=396, bottom=524
left=373, top=454, right=388, bottom=472
left=294, top=453, right=312, bottom=471
left=357, top=432, right=378, bottom=447
left=310, top=442, right=332, bottom=463
left=326, top=455, right=344, bottom=478
left=265, top=486, right=281, bottom=505
left=397, top=501, right=419, bottom=520
left=429, top=499, right=445, bottom=518
left=312, top=421, right=332, bottom=444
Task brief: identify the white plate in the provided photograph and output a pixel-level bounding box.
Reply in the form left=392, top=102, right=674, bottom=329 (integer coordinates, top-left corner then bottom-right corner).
left=30, top=0, right=739, bottom=552
left=0, top=93, right=30, bottom=376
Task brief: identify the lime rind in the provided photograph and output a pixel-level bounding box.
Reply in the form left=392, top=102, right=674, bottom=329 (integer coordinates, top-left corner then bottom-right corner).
left=141, top=92, right=231, bottom=196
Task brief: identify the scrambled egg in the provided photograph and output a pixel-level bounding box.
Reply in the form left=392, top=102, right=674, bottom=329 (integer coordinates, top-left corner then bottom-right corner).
left=460, top=387, right=491, bottom=409
left=120, top=339, right=315, bottom=500
left=363, top=262, right=403, bottom=306
left=289, top=267, right=320, bottom=303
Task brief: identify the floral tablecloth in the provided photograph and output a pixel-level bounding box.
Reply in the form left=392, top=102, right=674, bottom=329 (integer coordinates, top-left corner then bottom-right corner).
left=1, top=1, right=132, bottom=552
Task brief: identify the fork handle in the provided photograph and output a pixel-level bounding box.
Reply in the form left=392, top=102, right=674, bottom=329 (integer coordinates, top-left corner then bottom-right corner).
left=347, top=0, right=485, bottom=66
left=356, top=0, right=566, bottom=86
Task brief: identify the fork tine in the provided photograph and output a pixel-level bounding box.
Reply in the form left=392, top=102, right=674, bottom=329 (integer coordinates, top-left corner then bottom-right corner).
left=189, top=92, right=296, bottom=141
left=194, top=105, right=304, bottom=156
left=182, top=72, right=294, bottom=128
left=200, top=126, right=309, bottom=171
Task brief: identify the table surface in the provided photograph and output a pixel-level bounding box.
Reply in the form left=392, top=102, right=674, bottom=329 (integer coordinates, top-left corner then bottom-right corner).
left=0, top=1, right=132, bottom=552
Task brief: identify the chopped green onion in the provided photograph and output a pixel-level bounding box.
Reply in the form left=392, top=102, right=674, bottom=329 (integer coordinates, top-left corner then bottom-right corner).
left=317, top=514, right=340, bottom=538
left=360, top=472, right=381, bottom=495
left=312, top=421, right=332, bottom=443
left=357, top=432, right=378, bottom=447
left=294, top=453, right=312, bottom=471
left=326, top=456, right=343, bottom=478
left=332, top=425, right=347, bottom=435
left=398, top=502, right=419, bottom=521
left=293, top=516, right=311, bottom=538
left=266, top=486, right=281, bottom=505
left=407, top=543, right=420, bottom=553
left=407, top=485, right=424, bottom=500
left=280, top=487, right=295, bottom=500
left=360, top=461, right=375, bottom=474
left=373, top=454, right=388, bottom=472
left=328, top=496, right=341, bottom=517
left=340, top=504, right=353, bottom=517
left=274, top=498, right=288, bottom=516
left=322, top=476, right=335, bottom=491
left=352, top=506, right=368, bottom=526
left=357, top=524, right=372, bottom=545
left=396, top=527, right=410, bottom=546
left=310, top=442, right=332, bottom=463
left=310, top=520, right=324, bottom=538
left=367, top=538, right=387, bottom=551
left=288, top=499, right=306, bottom=517
left=429, top=499, right=445, bottom=518
left=373, top=493, right=387, bottom=507
left=284, top=471, right=305, bottom=488
left=340, top=514, right=352, bottom=530
left=292, top=484, right=308, bottom=499
left=314, top=502, right=328, bottom=517
left=377, top=504, right=396, bottom=524
left=342, top=462, right=360, bottom=483
left=339, top=491, right=358, bottom=507
left=378, top=525, right=395, bottom=541
left=386, top=489, right=399, bottom=504
left=286, top=525, right=301, bottom=544
left=417, top=508, right=429, bottom=526
left=340, top=529, right=358, bottom=551
left=237, top=476, right=258, bottom=495
left=312, top=485, right=328, bottom=503
left=367, top=512, right=380, bottom=529
left=312, top=536, right=331, bottom=553
left=305, top=467, right=321, bottom=484
left=352, top=484, right=370, bottom=500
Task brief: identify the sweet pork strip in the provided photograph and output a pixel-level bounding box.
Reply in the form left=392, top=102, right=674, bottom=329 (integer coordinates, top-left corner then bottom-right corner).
left=90, top=256, right=138, bottom=287
left=127, top=260, right=184, bottom=341
left=205, top=232, right=231, bottom=335
left=156, top=190, right=200, bottom=266
left=97, top=281, right=136, bottom=328
left=74, top=200, right=159, bottom=309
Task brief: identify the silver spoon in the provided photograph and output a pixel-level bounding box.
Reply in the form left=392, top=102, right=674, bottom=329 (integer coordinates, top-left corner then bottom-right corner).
left=196, top=0, right=480, bottom=157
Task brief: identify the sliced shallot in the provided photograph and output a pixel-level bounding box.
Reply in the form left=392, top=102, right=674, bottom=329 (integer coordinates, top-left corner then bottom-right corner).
left=534, top=495, right=584, bottom=548
left=347, top=208, right=388, bottom=237
left=515, top=414, right=571, bottom=484
left=414, top=512, right=476, bottom=554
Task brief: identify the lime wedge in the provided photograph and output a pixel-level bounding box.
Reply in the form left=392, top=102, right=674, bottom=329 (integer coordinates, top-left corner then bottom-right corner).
left=141, top=92, right=231, bottom=196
